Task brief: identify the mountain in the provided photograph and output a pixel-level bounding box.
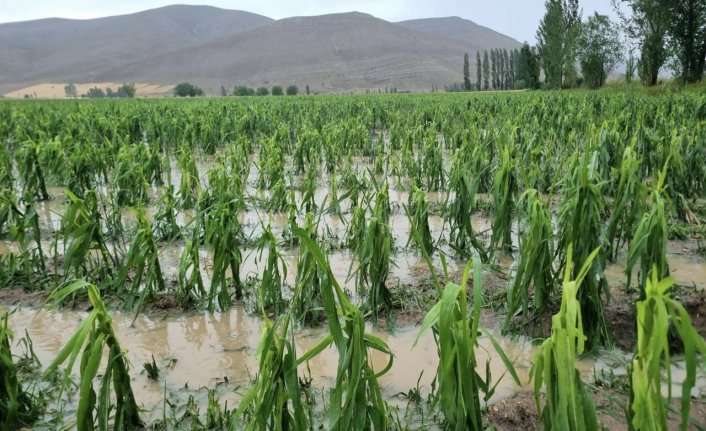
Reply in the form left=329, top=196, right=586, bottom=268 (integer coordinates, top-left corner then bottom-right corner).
left=0, top=6, right=522, bottom=95
left=395, top=17, right=522, bottom=51
left=0, top=5, right=273, bottom=92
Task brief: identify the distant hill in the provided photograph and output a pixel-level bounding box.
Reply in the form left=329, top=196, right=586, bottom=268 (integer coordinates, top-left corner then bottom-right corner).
left=0, top=5, right=523, bottom=95
left=395, top=17, right=521, bottom=50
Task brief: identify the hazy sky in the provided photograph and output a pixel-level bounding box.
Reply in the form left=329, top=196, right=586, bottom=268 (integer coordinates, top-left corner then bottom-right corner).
left=0, top=1, right=619, bottom=43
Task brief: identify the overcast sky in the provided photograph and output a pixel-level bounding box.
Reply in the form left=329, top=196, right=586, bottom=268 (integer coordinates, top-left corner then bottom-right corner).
left=0, top=0, right=619, bottom=43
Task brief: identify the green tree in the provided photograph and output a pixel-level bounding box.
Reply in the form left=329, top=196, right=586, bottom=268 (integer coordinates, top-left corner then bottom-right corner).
left=491, top=49, right=498, bottom=89
left=578, top=13, right=624, bottom=88
left=64, top=83, right=77, bottom=98
left=305, top=84, right=311, bottom=95
left=625, top=50, right=636, bottom=82
left=517, top=43, right=541, bottom=89
left=482, top=50, right=490, bottom=90
left=611, top=0, right=669, bottom=86
left=173, top=82, right=203, bottom=97
left=537, top=0, right=567, bottom=88
left=476, top=51, right=482, bottom=90
left=234, top=85, right=255, bottom=96
left=286, top=85, right=298, bottom=95
left=463, top=52, right=471, bottom=91
left=117, top=83, right=136, bottom=98
left=271, top=85, right=284, bottom=96
left=663, top=0, right=706, bottom=83
left=563, top=0, right=582, bottom=87
left=256, top=86, right=269, bottom=96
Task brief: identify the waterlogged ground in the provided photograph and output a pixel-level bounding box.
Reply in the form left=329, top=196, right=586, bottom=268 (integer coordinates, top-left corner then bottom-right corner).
left=2, top=155, right=706, bottom=428
left=4, top=305, right=549, bottom=424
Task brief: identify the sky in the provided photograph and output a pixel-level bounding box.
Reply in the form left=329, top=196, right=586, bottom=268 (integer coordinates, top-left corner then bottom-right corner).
left=0, top=0, right=620, bottom=43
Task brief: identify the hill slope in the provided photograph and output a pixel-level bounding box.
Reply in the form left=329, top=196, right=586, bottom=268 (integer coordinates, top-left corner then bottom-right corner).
left=103, top=12, right=479, bottom=93
left=396, top=17, right=522, bottom=51
left=0, top=6, right=522, bottom=95
left=0, top=5, right=272, bottom=90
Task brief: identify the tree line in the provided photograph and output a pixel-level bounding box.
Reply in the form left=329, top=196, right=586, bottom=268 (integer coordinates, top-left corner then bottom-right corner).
left=174, top=83, right=308, bottom=97
left=458, top=0, right=704, bottom=92
left=457, top=46, right=540, bottom=92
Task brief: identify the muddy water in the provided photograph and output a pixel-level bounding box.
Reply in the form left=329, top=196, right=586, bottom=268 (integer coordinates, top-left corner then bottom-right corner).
left=5, top=305, right=540, bottom=422
left=605, top=255, right=706, bottom=289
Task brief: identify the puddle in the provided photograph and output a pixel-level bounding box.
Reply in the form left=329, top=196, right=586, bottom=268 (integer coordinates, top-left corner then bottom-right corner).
left=5, top=305, right=539, bottom=421
left=606, top=254, right=706, bottom=288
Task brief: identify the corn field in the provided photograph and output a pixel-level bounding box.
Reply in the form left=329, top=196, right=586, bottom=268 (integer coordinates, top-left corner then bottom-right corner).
left=0, top=90, right=705, bottom=429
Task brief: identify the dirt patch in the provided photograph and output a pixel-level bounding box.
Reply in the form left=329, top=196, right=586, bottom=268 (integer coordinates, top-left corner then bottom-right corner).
left=486, top=391, right=539, bottom=431
left=487, top=388, right=706, bottom=430
left=0, top=287, right=47, bottom=307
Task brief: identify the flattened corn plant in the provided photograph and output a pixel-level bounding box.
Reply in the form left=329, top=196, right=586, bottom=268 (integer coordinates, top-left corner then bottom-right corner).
left=627, top=268, right=706, bottom=431
left=556, top=151, right=610, bottom=350
left=403, top=185, right=434, bottom=256
left=1, top=313, right=43, bottom=430
left=45, top=281, right=142, bottom=431
left=504, top=189, right=555, bottom=335
left=605, top=143, right=646, bottom=262
left=490, top=138, right=518, bottom=253
left=531, top=245, right=601, bottom=431
left=626, top=165, right=670, bottom=297
left=415, top=255, right=520, bottom=431
left=295, top=227, right=394, bottom=430
left=447, top=151, right=487, bottom=261
left=255, top=224, right=288, bottom=315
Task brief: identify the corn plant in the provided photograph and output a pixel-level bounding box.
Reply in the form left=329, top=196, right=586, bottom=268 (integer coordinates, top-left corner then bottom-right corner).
left=177, top=146, right=200, bottom=209
left=1, top=313, right=42, bottom=430
left=61, top=190, right=116, bottom=283
left=300, top=166, right=318, bottom=214
left=605, top=143, right=647, bottom=261
left=504, top=189, right=555, bottom=335
left=627, top=268, right=706, bottom=431
left=152, top=185, right=181, bottom=242
left=447, top=152, right=487, bottom=261
left=293, top=213, right=325, bottom=325
left=490, top=142, right=518, bottom=253
left=230, top=315, right=311, bottom=430
left=177, top=224, right=206, bottom=309
left=255, top=224, right=288, bottom=315
left=295, top=226, right=394, bottom=430
left=531, top=245, right=600, bottom=431
left=403, top=185, right=434, bottom=256
left=415, top=255, right=520, bottom=431
left=113, top=147, right=148, bottom=207
left=15, top=140, right=49, bottom=202
left=45, top=280, right=142, bottom=431
left=115, top=210, right=165, bottom=317
left=556, top=151, right=610, bottom=350
left=626, top=165, right=669, bottom=297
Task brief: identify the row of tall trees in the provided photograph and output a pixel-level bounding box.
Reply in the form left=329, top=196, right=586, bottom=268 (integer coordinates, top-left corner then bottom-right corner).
left=460, top=46, right=541, bottom=92
left=534, top=0, right=705, bottom=88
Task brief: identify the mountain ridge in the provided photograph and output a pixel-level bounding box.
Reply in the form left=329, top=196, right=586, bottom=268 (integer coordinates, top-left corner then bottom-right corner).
left=0, top=5, right=522, bottom=95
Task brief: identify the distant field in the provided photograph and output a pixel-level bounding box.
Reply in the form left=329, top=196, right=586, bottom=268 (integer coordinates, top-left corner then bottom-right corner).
left=3, top=82, right=174, bottom=99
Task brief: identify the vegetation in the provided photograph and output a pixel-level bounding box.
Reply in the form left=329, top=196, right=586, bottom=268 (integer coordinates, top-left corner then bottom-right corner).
left=173, top=82, right=204, bottom=97
left=0, top=89, right=704, bottom=429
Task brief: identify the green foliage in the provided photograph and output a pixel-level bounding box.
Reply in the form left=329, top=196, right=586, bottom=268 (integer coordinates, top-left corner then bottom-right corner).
left=578, top=13, right=623, bottom=89
left=173, top=82, right=204, bottom=97
left=286, top=85, right=299, bottom=96
left=626, top=165, right=669, bottom=296
left=404, top=185, right=434, bottom=256
left=627, top=268, right=706, bottom=431
left=295, top=227, right=394, bottom=430
left=0, top=313, right=42, bottom=430
left=416, top=256, right=521, bottom=430
left=557, top=150, right=611, bottom=350
left=504, top=190, right=555, bottom=334
left=271, top=85, right=284, bottom=96
left=46, top=281, right=142, bottom=431
left=531, top=245, right=600, bottom=431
